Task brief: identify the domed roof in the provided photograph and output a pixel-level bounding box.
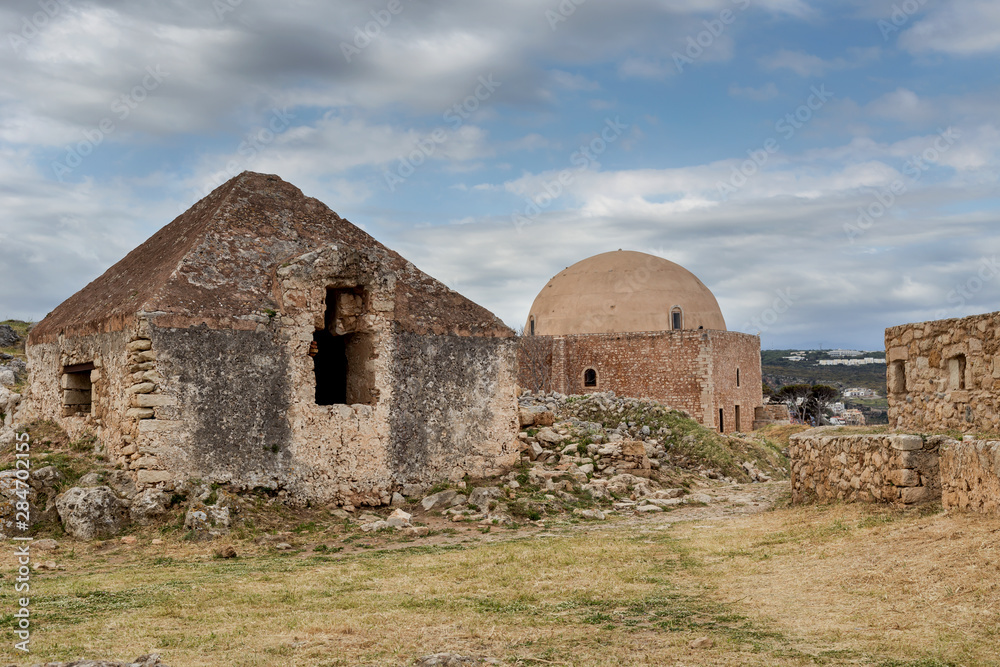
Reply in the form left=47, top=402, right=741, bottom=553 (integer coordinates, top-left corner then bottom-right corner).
left=526, top=250, right=726, bottom=335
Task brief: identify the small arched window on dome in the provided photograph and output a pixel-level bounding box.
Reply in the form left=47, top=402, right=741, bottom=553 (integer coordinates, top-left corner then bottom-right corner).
left=670, top=306, right=683, bottom=330
left=529, top=316, right=535, bottom=336
left=583, top=368, right=598, bottom=388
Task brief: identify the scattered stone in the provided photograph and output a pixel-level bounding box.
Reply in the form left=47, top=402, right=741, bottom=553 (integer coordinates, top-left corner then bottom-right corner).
left=361, top=520, right=389, bottom=532
left=56, top=486, right=131, bottom=540
left=120, top=536, right=137, bottom=545
left=151, top=539, right=164, bottom=545
left=391, top=492, right=407, bottom=506
left=467, top=486, right=502, bottom=509
left=0, top=324, right=19, bottom=348
left=404, top=526, right=430, bottom=537
left=573, top=508, right=606, bottom=520
left=34, top=539, right=59, bottom=551
left=535, top=427, right=563, bottom=445
left=130, top=489, right=172, bottom=525
left=685, top=494, right=713, bottom=505
left=689, top=636, right=714, bottom=649
left=215, top=544, right=238, bottom=559
left=421, top=490, right=458, bottom=511
left=275, top=542, right=293, bottom=550
left=635, top=504, right=663, bottom=513
left=387, top=508, right=412, bottom=528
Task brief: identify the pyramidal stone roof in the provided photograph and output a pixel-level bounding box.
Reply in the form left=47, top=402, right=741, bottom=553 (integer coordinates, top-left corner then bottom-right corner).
left=30, top=172, right=511, bottom=344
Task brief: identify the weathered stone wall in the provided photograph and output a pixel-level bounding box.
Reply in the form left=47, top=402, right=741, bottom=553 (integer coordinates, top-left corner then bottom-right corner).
left=789, top=429, right=945, bottom=505
left=886, top=311, right=1000, bottom=433
left=940, top=439, right=1000, bottom=513
left=708, top=331, right=763, bottom=433
left=22, top=328, right=134, bottom=458
left=517, top=330, right=762, bottom=434
left=389, top=330, right=519, bottom=487
left=753, top=404, right=790, bottom=429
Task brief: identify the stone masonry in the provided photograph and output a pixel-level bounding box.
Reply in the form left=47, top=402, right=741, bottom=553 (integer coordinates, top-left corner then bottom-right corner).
left=886, top=310, right=1000, bottom=433
left=23, top=172, right=519, bottom=507
left=789, top=429, right=945, bottom=506
left=519, top=330, right=762, bottom=434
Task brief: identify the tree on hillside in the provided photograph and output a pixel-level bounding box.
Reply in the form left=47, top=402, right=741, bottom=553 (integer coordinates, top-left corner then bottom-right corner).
left=775, top=384, right=839, bottom=424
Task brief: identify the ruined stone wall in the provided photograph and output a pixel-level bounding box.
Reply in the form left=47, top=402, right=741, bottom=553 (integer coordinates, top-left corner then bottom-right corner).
left=22, top=328, right=134, bottom=461
left=789, top=429, right=945, bottom=505
left=517, top=330, right=762, bottom=434
left=389, top=331, right=519, bottom=487
left=940, top=439, right=1000, bottom=513
left=886, top=312, right=1000, bottom=433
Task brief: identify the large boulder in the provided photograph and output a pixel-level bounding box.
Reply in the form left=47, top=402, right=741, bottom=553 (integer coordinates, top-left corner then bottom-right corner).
left=55, top=486, right=131, bottom=540
left=130, top=489, right=172, bottom=525
left=468, top=486, right=502, bottom=509
left=0, top=324, right=19, bottom=348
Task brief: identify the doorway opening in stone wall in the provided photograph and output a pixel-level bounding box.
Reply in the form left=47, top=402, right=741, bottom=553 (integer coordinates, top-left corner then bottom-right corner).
left=584, top=368, right=597, bottom=388
left=735, top=405, right=740, bottom=432
left=718, top=408, right=724, bottom=433
left=62, top=362, right=94, bottom=417
left=314, top=287, right=376, bottom=406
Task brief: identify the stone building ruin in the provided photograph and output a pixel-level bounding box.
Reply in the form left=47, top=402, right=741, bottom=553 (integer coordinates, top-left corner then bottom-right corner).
left=519, top=250, right=763, bottom=434
left=790, top=308, right=1000, bottom=515
left=23, top=172, right=519, bottom=507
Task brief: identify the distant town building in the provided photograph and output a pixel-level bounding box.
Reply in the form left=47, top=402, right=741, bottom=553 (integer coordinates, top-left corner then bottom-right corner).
left=831, top=402, right=845, bottom=415
left=784, top=355, right=805, bottom=361
left=828, top=349, right=864, bottom=358
left=841, top=409, right=866, bottom=426
left=817, top=358, right=886, bottom=366
left=843, top=387, right=879, bottom=398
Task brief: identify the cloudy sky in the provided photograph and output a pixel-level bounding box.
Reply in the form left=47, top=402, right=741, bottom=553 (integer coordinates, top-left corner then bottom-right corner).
left=1, top=0, right=998, bottom=350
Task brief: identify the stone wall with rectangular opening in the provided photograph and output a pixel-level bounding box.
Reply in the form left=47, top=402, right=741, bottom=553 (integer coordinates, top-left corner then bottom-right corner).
left=886, top=311, right=1000, bottom=433
left=789, top=428, right=947, bottom=506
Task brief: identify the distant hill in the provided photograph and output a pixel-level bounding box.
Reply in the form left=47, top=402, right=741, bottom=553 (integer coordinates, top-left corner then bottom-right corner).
left=762, top=349, right=888, bottom=424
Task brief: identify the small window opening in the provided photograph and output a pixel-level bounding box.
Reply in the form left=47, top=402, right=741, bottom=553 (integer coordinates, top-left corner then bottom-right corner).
left=889, top=360, right=907, bottom=394
left=529, top=317, right=535, bottom=336
left=736, top=368, right=741, bottom=388
left=735, top=405, right=741, bottom=432
left=671, top=306, right=683, bottom=330
left=719, top=408, right=725, bottom=433
left=314, top=287, right=375, bottom=406
left=949, top=355, right=967, bottom=390
left=583, top=368, right=597, bottom=388
left=62, top=362, right=94, bottom=416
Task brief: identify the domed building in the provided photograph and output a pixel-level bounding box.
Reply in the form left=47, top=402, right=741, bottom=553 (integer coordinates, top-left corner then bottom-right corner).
left=520, top=250, right=762, bottom=434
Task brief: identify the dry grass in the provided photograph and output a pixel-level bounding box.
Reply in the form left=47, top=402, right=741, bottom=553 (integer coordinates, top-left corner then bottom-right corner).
left=3, top=498, right=999, bottom=666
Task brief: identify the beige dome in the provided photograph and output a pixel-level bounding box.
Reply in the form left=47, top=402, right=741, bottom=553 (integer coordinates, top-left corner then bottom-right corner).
left=526, top=250, right=726, bottom=335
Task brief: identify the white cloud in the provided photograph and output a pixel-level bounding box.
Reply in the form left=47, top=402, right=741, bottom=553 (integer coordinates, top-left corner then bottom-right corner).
left=760, top=47, right=880, bottom=77
left=900, top=1, right=1000, bottom=55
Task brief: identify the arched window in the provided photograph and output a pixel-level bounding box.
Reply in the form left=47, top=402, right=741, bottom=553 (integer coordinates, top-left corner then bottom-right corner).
left=584, top=368, right=597, bottom=387
left=671, top=306, right=683, bottom=330
left=529, top=316, right=535, bottom=336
